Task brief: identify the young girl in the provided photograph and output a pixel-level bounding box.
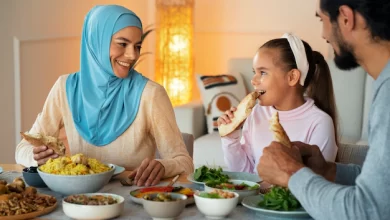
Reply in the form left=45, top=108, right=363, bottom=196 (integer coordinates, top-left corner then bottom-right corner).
left=218, top=33, right=338, bottom=173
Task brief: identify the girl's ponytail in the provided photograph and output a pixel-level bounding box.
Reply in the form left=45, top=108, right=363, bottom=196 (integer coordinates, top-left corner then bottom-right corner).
left=305, top=50, right=339, bottom=147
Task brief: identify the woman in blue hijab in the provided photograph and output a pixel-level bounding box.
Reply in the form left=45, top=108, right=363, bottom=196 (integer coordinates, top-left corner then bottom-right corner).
left=15, top=5, right=193, bottom=186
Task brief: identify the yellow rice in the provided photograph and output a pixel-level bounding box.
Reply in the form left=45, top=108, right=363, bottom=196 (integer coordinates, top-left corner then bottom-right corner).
left=39, top=153, right=111, bottom=175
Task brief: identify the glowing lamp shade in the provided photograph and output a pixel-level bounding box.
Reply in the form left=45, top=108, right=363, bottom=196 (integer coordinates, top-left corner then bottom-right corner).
left=155, top=0, right=194, bottom=106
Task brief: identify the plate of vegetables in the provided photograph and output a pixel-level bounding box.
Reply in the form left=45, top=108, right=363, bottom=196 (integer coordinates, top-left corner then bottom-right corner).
left=129, top=186, right=195, bottom=205
left=241, top=186, right=311, bottom=219
left=188, top=165, right=261, bottom=184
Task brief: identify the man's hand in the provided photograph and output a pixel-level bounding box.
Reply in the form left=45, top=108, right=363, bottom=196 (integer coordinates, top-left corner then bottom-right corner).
left=33, top=146, right=58, bottom=165
left=293, top=141, right=336, bottom=182
left=257, top=141, right=304, bottom=187
left=128, top=158, right=165, bottom=187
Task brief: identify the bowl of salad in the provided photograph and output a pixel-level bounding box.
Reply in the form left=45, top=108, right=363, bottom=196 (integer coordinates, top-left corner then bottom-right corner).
left=194, top=189, right=239, bottom=219
left=204, top=179, right=260, bottom=202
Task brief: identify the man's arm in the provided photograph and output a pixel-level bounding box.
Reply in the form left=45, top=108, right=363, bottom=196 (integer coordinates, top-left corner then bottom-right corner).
left=288, top=80, right=390, bottom=220
left=335, top=163, right=362, bottom=185
left=289, top=166, right=382, bottom=220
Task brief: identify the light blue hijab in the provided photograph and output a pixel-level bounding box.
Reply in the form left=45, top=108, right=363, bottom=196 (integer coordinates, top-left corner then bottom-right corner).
left=66, top=5, right=148, bottom=146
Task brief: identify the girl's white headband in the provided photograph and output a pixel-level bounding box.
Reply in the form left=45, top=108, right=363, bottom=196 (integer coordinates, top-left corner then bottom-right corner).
left=282, top=33, right=309, bottom=86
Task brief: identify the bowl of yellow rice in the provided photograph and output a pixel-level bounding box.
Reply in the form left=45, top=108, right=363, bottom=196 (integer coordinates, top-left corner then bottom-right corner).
left=38, top=153, right=115, bottom=195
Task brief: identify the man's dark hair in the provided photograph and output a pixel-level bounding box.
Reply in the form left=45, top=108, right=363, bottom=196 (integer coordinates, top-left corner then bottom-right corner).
left=320, top=0, right=390, bottom=41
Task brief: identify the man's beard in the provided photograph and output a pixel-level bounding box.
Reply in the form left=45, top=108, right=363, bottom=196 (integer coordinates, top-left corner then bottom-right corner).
left=333, top=26, right=360, bottom=70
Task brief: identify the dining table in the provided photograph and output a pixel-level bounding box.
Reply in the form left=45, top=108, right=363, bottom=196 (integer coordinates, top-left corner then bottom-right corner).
left=0, top=164, right=312, bottom=220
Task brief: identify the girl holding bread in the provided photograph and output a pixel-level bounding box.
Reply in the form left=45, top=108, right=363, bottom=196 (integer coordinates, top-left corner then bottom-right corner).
left=217, top=33, right=338, bottom=173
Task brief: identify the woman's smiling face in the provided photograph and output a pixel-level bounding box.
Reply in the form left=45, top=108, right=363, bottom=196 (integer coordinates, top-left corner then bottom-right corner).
left=109, top=26, right=142, bottom=78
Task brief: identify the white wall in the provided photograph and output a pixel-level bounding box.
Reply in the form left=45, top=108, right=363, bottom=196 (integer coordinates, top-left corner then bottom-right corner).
left=0, top=0, right=325, bottom=163
left=191, top=0, right=327, bottom=100
left=0, top=0, right=153, bottom=163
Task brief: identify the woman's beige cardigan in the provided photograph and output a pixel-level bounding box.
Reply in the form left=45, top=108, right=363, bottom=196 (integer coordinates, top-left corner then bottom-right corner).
left=15, top=75, right=194, bottom=178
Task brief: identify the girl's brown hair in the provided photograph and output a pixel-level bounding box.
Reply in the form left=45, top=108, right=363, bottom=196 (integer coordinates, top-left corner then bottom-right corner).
left=261, top=39, right=339, bottom=146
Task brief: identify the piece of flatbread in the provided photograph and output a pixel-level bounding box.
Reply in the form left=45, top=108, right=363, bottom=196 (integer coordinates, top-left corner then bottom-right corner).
left=269, top=112, right=292, bottom=148
left=20, top=132, right=66, bottom=156
left=218, top=92, right=260, bottom=137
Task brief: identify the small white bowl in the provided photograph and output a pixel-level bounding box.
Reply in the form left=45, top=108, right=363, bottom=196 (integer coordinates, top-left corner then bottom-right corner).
left=62, top=193, right=124, bottom=220
left=194, top=191, right=239, bottom=219
left=142, top=192, right=187, bottom=220
left=204, top=179, right=260, bottom=202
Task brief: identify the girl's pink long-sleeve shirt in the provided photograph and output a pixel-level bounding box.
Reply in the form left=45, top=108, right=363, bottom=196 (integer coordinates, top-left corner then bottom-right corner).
left=221, top=98, right=337, bottom=173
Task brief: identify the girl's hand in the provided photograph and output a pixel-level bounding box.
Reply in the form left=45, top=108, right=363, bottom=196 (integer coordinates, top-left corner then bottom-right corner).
left=217, top=107, right=238, bottom=126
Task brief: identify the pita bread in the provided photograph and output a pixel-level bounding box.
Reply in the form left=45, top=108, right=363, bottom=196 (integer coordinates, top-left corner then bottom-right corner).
left=269, top=112, right=292, bottom=148
left=20, top=132, right=66, bottom=156
left=218, top=92, right=260, bottom=136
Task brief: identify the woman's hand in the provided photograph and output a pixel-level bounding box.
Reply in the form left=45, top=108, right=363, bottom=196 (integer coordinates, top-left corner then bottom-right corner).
left=128, top=158, right=165, bottom=187
left=33, top=146, right=59, bottom=165
left=217, top=107, right=238, bottom=126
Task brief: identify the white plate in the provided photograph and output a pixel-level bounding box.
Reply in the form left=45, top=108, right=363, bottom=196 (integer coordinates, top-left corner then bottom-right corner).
left=242, top=195, right=311, bottom=219
left=186, top=173, right=205, bottom=184
left=0, top=167, right=2, bottom=174
left=187, top=171, right=261, bottom=184
left=113, top=165, right=125, bottom=177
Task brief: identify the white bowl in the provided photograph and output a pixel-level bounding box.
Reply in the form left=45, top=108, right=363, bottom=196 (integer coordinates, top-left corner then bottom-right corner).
left=38, top=164, right=115, bottom=195
left=194, top=191, right=239, bottom=219
left=204, top=179, right=260, bottom=202
left=62, top=193, right=124, bottom=220
left=142, top=193, right=187, bottom=220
